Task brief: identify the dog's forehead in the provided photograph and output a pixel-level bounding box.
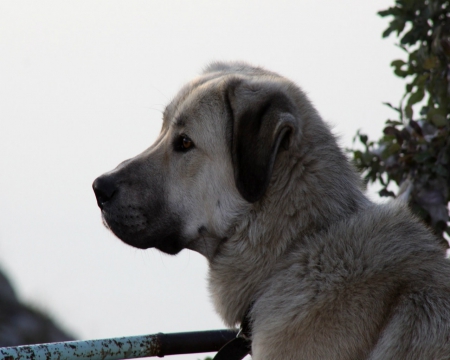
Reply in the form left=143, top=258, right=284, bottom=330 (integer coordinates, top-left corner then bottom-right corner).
left=161, top=63, right=291, bottom=129
left=163, top=76, right=227, bottom=130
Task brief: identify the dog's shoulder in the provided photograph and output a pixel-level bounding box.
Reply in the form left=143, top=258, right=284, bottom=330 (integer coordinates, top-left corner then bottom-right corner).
left=344, top=201, right=445, bottom=266
left=256, top=200, right=450, bottom=320
left=304, top=201, right=448, bottom=282
left=251, top=202, right=450, bottom=358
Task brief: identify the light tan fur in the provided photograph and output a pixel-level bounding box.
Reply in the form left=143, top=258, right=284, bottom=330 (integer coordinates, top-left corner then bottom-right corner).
left=94, top=62, right=450, bottom=359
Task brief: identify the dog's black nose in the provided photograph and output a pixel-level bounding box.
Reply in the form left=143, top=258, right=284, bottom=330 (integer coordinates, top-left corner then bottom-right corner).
left=93, top=175, right=117, bottom=209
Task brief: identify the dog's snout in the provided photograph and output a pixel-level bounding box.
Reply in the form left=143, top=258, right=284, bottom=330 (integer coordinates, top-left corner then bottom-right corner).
left=93, top=175, right=118, bottom=209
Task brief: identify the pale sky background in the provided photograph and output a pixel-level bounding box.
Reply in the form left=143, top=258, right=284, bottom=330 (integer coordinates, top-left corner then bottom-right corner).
left=0, top=1, right=404, bottom=359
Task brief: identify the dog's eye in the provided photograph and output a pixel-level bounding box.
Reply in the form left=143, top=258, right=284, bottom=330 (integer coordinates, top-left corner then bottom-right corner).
left=174, top=134, right=194, bottom=152
left=182, top=137, right=193, bottom=149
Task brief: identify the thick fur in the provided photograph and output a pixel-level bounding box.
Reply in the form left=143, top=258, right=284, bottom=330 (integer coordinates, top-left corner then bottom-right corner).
left=93, top=62, right=450, bottom=359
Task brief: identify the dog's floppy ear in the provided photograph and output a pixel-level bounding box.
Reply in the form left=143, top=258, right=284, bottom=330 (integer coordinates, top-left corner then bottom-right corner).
left=226, top=79, right=298, bottom=203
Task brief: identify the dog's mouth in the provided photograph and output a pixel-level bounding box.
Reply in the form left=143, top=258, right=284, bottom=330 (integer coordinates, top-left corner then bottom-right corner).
left=101, top=206, right=186, bottom=255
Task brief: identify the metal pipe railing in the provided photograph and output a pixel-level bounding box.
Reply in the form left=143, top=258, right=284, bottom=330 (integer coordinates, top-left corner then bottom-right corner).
left=0, top=329, right=237, bottom=360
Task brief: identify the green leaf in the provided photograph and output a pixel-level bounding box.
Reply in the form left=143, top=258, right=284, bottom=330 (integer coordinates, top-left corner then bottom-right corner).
left=386, top=119, right=403, bottom=125
left=405, top=104, right=413, bottom=119
left=419, top=105, right=429, bottom=116
left=439, top=150, right=449, bottom=165
left=413, top=152, right=432, bottom=163
left=441, top=38, right=450, bottom=58
left=383, top=102, right=402, bottom=114
left=391, top=59, right=406, bottom=68
left=423, top=56, right=439, bottom=70
left=378, top=9, right=394, bottom=17
left=409, top=120, right=423, bottom=136
left=383, top=126, right=400, bottom=136
left=382, top=19, right=406, bottom=38
left=407, top=87, right=425, bottom=107
left=353, top=149, right=362, bottom=157
left=394, top=68, right=410, bottom=78
left=359, top=134, right=368, bottom=145
left=363, top=151, right=374, bottom=164
left=431, top=114, right=447, bottom=127
left=435, top=164, right=449, bottom=177
left=382, top=142, right=401, bottom=158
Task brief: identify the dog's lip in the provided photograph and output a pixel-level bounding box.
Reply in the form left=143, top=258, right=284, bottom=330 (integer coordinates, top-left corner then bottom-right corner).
left=101, top=215, right=110, bottom=230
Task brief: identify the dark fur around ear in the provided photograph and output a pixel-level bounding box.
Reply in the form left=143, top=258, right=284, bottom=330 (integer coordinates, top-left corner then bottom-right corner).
left=226, top=80, right=298, bottom=203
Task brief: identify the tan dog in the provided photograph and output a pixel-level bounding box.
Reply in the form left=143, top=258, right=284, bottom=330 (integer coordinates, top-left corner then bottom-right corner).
left=93, top=62, right=450, bottom=359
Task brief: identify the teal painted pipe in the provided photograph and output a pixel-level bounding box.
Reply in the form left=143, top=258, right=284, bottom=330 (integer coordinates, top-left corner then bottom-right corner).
left=0, top=329, right=237, bottom=360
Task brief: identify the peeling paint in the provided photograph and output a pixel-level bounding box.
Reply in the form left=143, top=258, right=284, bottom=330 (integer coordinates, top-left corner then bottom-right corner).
left=0, top=334, right=159, bottom=360
left=0, top=330, right=236, bottom=360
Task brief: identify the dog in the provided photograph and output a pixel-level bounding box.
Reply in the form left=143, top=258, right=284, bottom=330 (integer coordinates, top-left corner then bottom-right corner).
left=93, top=62, right=450, bottom=359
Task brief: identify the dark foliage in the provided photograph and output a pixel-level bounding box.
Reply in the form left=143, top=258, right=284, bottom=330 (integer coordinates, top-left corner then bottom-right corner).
left=351, top=0, right=450, bottom=245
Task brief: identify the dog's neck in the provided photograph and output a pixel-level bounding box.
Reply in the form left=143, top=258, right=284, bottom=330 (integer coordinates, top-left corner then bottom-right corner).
left=208, top=132, right=369, bottom=327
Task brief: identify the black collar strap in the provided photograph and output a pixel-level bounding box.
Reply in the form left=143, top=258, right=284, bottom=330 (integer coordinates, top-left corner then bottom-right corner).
left=213, top=305, right=253, bottom=360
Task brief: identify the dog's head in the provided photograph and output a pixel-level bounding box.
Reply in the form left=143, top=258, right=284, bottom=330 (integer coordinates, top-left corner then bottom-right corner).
left=93, top=62, right=301, bottom=258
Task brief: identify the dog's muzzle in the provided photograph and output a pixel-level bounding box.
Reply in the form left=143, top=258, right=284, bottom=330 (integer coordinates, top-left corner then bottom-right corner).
left=92, top=170, right=186, bottom=254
